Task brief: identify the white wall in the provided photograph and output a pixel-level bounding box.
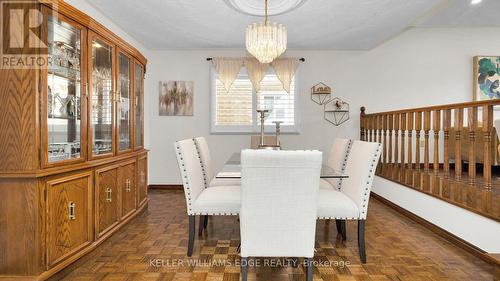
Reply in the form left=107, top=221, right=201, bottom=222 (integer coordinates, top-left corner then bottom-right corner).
left=148, top=27, right=500, bottom=185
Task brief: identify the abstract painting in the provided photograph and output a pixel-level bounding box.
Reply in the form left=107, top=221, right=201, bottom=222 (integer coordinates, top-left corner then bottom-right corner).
left=474, top=56, right=500, bottom=101
left=159, top=81, right=194, bottom=116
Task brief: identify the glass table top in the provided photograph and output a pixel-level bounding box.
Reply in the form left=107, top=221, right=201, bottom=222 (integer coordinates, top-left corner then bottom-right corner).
left=216, top=153, right=348, bottom=179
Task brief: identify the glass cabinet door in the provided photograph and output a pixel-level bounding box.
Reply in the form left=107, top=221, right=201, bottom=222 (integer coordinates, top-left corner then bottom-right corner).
left=134, top=62, right=144, bottom=149
left=117, top=52, right=132, bottom=152
left=45, top=13, right=86, bottom=165
left=90, top=35, right=114, bottom=157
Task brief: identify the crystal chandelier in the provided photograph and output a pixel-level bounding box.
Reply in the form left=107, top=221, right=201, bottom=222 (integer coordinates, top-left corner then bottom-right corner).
left=245, top=0, right=287, bottom=63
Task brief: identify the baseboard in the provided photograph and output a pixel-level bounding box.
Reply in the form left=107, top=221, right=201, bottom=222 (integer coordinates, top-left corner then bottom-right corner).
left=371, top=192, right=500, bottom=266
left=148, top=184, right=183, bottom=190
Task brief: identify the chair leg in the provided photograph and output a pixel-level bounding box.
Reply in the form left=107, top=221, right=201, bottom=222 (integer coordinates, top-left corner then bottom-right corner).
left=337, top=220, right=346, bottom=241
left=198, top=215, right=206, bottom=236
left=358, top=220, right=366, bottom=263
left=335, top=219, right=342, bottom=234
left=241, top=257, right=248, bottom=281
left=188, top=216, right=195, bottom=257
left=305, top=258, right=313, bottom=281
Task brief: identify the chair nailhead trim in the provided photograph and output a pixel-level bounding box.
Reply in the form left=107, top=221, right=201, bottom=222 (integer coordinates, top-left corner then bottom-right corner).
left=193, top=138, right=209, bottom=189
left=175, top=141, right=195, bottom=215
left=358, top=143, right=382, bottom=219
left=337, top=139, right=353, bottom=191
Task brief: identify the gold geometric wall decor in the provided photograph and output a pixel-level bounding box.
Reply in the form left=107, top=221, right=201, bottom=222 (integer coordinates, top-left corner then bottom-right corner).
left=324, top=97, right=349, bottom=126
left=311, top=82, right=332, bottom=105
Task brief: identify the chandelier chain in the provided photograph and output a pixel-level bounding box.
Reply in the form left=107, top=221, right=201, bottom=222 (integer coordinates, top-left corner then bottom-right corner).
left=265, top=0, right=268, bottom=25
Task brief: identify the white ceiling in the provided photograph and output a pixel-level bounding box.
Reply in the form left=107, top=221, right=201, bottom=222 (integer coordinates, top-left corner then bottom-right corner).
left=86, top=0, right=500, bottom=50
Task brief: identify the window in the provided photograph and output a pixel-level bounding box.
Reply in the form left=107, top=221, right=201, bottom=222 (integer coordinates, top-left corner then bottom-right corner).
left=211, top=67, right=298, bottom=134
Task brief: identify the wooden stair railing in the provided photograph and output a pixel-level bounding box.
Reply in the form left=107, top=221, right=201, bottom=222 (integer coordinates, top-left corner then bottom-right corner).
left=360, top=100, right=500, bottom=222
left=360, top=99, right=500, bottom=190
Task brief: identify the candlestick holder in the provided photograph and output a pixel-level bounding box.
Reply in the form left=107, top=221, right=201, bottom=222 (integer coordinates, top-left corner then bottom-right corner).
left=256, top=109, right=281, bottom=150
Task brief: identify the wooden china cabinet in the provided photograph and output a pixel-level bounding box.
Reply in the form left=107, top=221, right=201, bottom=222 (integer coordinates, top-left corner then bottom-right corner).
left=0, top=1, right=148, bottom=279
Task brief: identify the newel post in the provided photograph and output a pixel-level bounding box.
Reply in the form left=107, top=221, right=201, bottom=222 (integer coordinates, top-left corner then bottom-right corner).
left=360, top=107, right=366, bottom=141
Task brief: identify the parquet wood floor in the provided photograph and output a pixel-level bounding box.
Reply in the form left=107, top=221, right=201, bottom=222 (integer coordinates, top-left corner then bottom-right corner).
left=59, top=189, right=495, bottom=281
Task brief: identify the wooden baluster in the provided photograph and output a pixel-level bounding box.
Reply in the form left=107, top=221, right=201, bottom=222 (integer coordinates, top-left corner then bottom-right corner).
left=454, top=108, right=463, bottom=179
left=401, top=113, right=406, bottom=168
left=407, top=112, right=414, bottom=170
left=370, top=116, right=377, bottom=142
left=468, top=107, right=477, bottom=185
left=370, top=116, right=374, bottom=142
left=424, top=111, right=431, bottom=172
left=415, top=112, right=422, bottom=171
left=433, top=110, right=441, bottom=175
left=394, top=114, right=400, bottom=169
left=388, top=115, right=393, bottom=165
left=377, top=115, right=383, bottom=144
left=443, top=109, right=451, bottom=177
left=373, top=116, right=377, bottom=142
left=366, top=116, right=372, bottom=142
left=482, top=105, right=493, bottom=189
left=376, top=115, right=382, bottom=169
left=367, top=116, right=370, bottom=142
left=382, top=115, right=387, bottom=165
left=360, top=107, right=366, bottom=141
left=367, top=116, right=371, bottom=142
left=372, top=116, right=377, bottom=142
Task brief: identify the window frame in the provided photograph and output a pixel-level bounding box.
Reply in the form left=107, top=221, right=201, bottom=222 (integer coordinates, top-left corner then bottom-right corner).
left=210, top=66, right=300, bottom=135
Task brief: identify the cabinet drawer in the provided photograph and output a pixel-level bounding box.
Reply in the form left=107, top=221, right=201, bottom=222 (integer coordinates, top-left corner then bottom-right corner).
left=46, top=171, right=93, bottom=268
left=96, top=166, right=119, bottom=238
left=119, top=161, right=136, bottom=219
left=137, top=154, right=147, bottom=206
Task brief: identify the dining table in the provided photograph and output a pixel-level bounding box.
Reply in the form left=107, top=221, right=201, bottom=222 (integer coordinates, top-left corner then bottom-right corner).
left=216, top=152, right=348, bottom=179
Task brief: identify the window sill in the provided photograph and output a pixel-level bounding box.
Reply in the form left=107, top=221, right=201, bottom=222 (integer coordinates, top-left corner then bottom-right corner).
left=210, top=131, right=301, bottom=135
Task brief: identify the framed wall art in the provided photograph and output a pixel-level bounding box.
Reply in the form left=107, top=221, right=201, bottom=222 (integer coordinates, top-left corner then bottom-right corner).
left=473, top=56, right=500, bottom=101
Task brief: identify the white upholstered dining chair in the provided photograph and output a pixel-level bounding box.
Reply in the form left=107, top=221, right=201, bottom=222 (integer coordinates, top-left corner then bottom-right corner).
left=174, top=138, right=240, bottom=256
left=240, top=150, right=322, bottom=281
left=317, top=140, right=382, bottom=263
left=320, top=138, right=353, bottom=190
left=319, top=138, right=353, bottom=240
left=193, top=137, right=241, bottom=187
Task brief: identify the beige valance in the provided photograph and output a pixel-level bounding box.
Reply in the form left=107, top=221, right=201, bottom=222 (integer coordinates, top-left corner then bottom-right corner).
left=271, top=58, right=300, bottom=93
left=211, top=57, right=300, bottom=93
left=244, top=58, right=270, bottom=92
left=211, top=58, right=244, bottom=92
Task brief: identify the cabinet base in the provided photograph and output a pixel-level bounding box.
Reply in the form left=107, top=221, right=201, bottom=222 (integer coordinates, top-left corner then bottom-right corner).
left=0, top=200, right=149, bottom=281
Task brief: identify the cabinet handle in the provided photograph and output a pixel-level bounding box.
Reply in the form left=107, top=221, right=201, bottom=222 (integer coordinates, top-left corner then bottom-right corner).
left=105, top=187, right=112, bottom=202
left=125, top=179, right=131, bottom=192
left=68, top=202, right=76, bottom=220
left=83, top=83, right=88, bottom=98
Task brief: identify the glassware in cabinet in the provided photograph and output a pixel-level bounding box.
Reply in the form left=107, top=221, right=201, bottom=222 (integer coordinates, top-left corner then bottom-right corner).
left=90, top=36, right=114, bottom=157
left=46, top=14, right=85, bottom=164
left=117, top=52, right=132, bottom=152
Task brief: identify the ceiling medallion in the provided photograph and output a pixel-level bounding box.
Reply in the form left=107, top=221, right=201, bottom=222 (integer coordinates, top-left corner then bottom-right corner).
left=225, top=0, right=307, bottom=16
left=245, top=0, right=287, bottom=63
